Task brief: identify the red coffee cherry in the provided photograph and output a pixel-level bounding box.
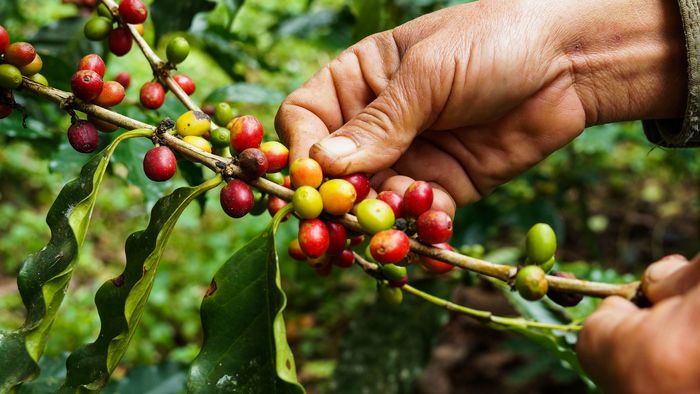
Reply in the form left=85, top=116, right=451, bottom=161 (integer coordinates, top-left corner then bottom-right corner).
left=283, top=175, right=291, bottom=189
left=288, top=239, right=307, bottom=261
left=71, top=70, right=104, bottom=102
left=403, top=181, right=433, bottom=218
left=238, top=148, right=269, bottom=181
left=416, top=209, right=453, bottom=244
left=267, top=195, right=289, bottom=220
left=108, top=27, right=133, bottom=56
left=119, top=0, right=148, bottom=24
left=546, top=272, right=583, bottom=307
left=114, top=72, right=131, bottom=89
left=298, top=218, right=330, bottom=258
left=4, top=42, right=36, bottom=67
left=143, top=146, right=177, bottom=181
left=369, top=229, right=410, bottom=264
left=377, top=191, right=404, bottom=219
left=333, top=249, right=355, bottom=268
left=202, top=104, right=216, bottom=117
left=93, top=81, right=125, bottom=107
left=259, top=141, right=289, bottom=173
left=0, top=26, right=9, bottom=55
left=67, top=121, right=99, bottom=153
left=0, top=104, right=12, bottom=119
left=140, top=82, right=165, bottom=109
left=173, top=74, right=196, bottom=95
left=341, top=173, right=371, bottom=202
left=419, top=243, right=455, bottom=274
left=349, top=235, right=364, bottom=246
left=220, top=179, right=254, bottom=218
left=77, top=54, right=106, bottom=78
left=326, top=221, right=347, bottom=255
left=228, top=115, right=264, bottom=152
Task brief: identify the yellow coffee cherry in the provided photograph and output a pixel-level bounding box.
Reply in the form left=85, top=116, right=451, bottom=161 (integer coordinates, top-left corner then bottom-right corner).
left=319, top=179, right=356, bottom=216
left=183, top=135, right=212, bottom=153
left=176, top=110, right=211, bottom=137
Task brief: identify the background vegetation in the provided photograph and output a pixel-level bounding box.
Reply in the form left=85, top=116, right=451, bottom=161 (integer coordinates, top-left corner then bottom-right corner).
left=1, top=0, right=698, bottom=392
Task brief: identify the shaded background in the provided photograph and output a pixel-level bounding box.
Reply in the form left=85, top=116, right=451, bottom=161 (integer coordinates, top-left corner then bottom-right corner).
left=1, top=0, right=698, bottom=392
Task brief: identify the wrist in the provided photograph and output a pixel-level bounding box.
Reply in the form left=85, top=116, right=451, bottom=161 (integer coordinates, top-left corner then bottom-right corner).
left=555, top=0, right=687, bottom=125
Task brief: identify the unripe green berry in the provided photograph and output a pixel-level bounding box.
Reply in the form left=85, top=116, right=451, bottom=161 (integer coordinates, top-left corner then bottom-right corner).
left=97, top=4, right=113, bottom=20
left=29, top=73, right=48, bottom=86
left=210, top=127, right=231, bottom=148
left=356, top=199, right=395, bottom=234
left=0, top=64, right=23, bottom=89
left=84, top=17, right=113, bottom=41
left=515, top=265, right=548, bottom=301
left=265, top=172, right=285, bottom=185
left=539, top=255, right=555, bottom=273
left=525, top=223, right=557, bottom=264
left=166, top=36, right=190, bottom=64
left=214, top=102, right=234, bottom=125
left=292, top=186, right=324, bottom=219
left=381, top=264, right=407, bottom=281
left=378, top=282, right=403, bottom=306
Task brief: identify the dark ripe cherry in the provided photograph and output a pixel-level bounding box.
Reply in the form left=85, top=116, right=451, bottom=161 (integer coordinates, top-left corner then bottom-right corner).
left=71, top=70, right=104, bottom=101
left=377, top=191, right=404, bottom=219
left=93, top=81, right=125, bottom=107
left=298, top=218, right=330, bottom=258
left=419, top=243, right=455, bottom=274
left=349, top=235, right=364, bottom=246
left=341, top=173, right=371, bottom=202
left=140, top=82, right=165, bottom=109
left=202, top=104, right=216, bottom=117
left=67, top=121, right=99, bottom=153
left=333, top=249, right=355, bottom=268
left=0, top=104, right=11, bottom=119
left=119, top=0, right=148, bottom=24
left=0, top=26, right=9, bottom=55
left=238, top=148, right=269, bottom=180
left=403, top=181, right=433, bottom=218
left=326, top=222, right=347, bottom=255
left=369, top=229, right=410, bottom=264
left=220, top=179, right=254, bottom=218
left=416, top=209, right=453, bottom=244
left=108, top=27, right=133, bottom=56
left=4, top=42, right=36, bottom=67
left=173, top=74, right=196, bottom=95
left=143, top=146, right=177, bottom=181
left=114, top=72, right=131, bottom=89
left=77, top=54, right=106, bottom=78
left=547, top=272, right=583, bottom=307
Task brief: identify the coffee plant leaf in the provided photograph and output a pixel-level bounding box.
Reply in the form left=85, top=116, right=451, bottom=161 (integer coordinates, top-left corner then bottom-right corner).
left=151, top=0, right=216, bottom=41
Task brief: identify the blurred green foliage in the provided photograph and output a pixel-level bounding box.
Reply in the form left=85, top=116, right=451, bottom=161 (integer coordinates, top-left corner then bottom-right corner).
left=1, top=0, right=699, bottom=392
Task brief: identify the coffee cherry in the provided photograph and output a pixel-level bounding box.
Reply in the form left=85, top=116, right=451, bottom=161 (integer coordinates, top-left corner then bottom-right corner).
left=267, top=195, right=289, bottom=219
left=220, top=179, right=254, bottom=218
left=259, top=141, right=289, bottom=173
left=416, top=209, right=453, bottom=244
left=546, top=272, right=583, bottom=307
left=288, top=239, right=306, bottom=261
left=333, top=249, right=354, bottom=268
left=419, top=243, right=455, bottom=274
left=356, top=199, right=395, bottom=234
left=318, top=179, right=356, bottom=216
left=265, top=172, right=285, bottom=185
left=28, top=73, right=48, bottom=86
left=19, top=54, right=42, bottom=76
left=290, top=157, right=323, bottom=189
left=0, top=64, right=23, bottom=89
left=88, top=114, right=119, bottom=133
left=143, top=146, right=177, bottom=181
left=210, top=127, right=230, bottom=148
left=341, top=173, right=371, bottom=202
left=119, top=0, right=148, bottom=24
left=292, top=186, right=323, bottom=219
left=202, top=104, right=215, bottom=116
left=403, top=181, right=433, bottom=218
left=349, top=235, right=364, bottom=246
left=0, top=104, right=12, bottom=119
left=283, top=175, right=291, bottom=188
left=388, top=276, right=408, bottom=288
left=139, top=82, right=165, bottom=109
left=314, top=260, right=333, bottom=277
left=133, top=24, right=145, bottom=36
left=78, top=54, right=106, bottom=78
left=214, top=102, right=233, bottom=126
left=108, top=27, right=133, bottom=56
left=176, top=110, right=211, bottom=137
left=298, top=218, right=330, bottom=258
left=238, top=148, right=269, bottom=180
left=4, top=42, right=36, bottom=67
left=173, top=74, right=196, bottom=95
left=67, top=121, right=99, bottom=153
left=71, top=70, right=104, bottom=101
left=515, top=265, right=548, bottom=301
left=228, top=115, right=263, bottom=152
left=166, top=36, right=190, bottom=64
left=525, top=223, right=557, bottom=264
left=377, top=191, right=403, bottom=219
left=539, top=256, right=555, bottom=273
left=249, top=191, right=267, bottom=216
left=0, top=26, right=9, bottom=55
left=369, top=229, right=410, bottom=264
left=97, top=4, right=113, bottom=20
left=326, top=222, right=347, bottom=255
left=114, top=72, right=131, bottom=89
left=380, top=263, right=407, bottom=281
left=378, top=282, right=403, bottom=306
left=94, top=81, right=125, bottom=107
left=182, top=135, right=212, bottom=153
left=84, top=17, right=112, bottom=41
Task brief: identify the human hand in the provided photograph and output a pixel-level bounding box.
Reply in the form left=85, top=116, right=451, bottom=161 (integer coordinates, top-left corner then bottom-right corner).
left=577, top=254, right=700, bottom=393
left=275, top=0, right=685, bottom=216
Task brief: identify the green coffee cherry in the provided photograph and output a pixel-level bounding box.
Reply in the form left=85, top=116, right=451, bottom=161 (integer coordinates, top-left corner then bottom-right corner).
left=97, top=3, right=113, bottom=20
left=84, top=17, right=113, bottom=41
left=250, top=192, right=267, bottom=216
left=378, top=282, right=403, bottom=305
left=210, top=127, right=231, bottom=148
left=29, top=73, right=48, bottom=86
left=166, top=36, right=190, bottom=64
left=381, top=264, right=407, bottom=281
left=356, top=199, right=395, bottom=234
left=265, top=172, right=285, bottom=185
left=515, top=265, right=548, bottom=301
left=0, top=64, right=23, bottom=89
left=214, top=102, right=234, bottom=126
left=525, top=223, right=557, bottom=264
left=539, top=255, right=555, bottom=273
left=364, top=245, right=377, bottom=263
left=292, top=186, right=323, bottom=219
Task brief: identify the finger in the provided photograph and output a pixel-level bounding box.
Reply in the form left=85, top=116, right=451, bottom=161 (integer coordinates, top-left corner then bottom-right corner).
left=642, top=254, right=700, bottom=303
left=376, top=174, right=456, bottom=218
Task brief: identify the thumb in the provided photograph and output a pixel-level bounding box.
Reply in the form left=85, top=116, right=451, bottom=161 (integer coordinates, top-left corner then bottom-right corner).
left=642, top=253, right=700, bottom=303
left=309, top=54, right=435, bottom=176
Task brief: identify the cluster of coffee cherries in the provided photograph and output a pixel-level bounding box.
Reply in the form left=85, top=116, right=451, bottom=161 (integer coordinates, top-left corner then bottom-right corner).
left=0, top=26, right=48, bottom=119
left=138, top=36, right=194, bottom=110
left=515, top=223, right=582, bottom=307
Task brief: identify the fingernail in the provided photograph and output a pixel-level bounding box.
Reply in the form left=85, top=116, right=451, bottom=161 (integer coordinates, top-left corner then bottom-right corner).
left=315, top=136, right=357, bottom=158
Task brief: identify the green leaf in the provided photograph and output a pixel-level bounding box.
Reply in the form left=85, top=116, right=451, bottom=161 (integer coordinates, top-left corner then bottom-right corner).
left=187, top=204, right=304, bottom=393
left=151, top=0, right=216, bottom=41
left=102, top=363, right=187, bottom=394
left=0, top=129, right=152, bottom=391
left=204, top=83, right=285, bottom=105
left=112, top=137, right=171, bottom=209
left=62, top=176, right=222, bottom=391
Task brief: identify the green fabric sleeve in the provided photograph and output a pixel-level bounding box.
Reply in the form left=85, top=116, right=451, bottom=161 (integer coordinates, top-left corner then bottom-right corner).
left=643, top=0, right=700, bottom=147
